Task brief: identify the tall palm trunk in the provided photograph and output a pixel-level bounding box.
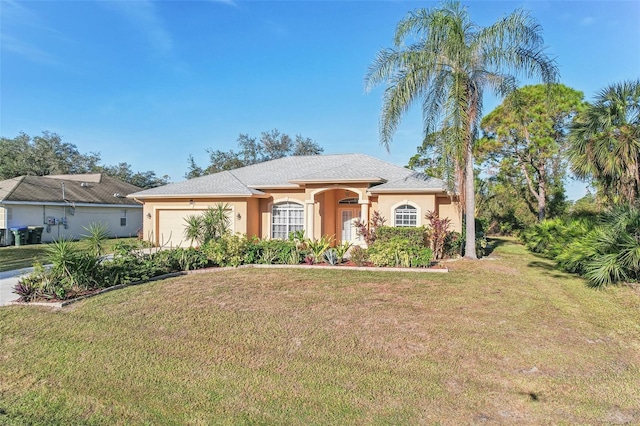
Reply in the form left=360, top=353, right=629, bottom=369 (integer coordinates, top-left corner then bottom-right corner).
left=464, top=139, right=477, bottom=259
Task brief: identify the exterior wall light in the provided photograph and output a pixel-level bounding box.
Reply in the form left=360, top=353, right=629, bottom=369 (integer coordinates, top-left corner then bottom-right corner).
left=146, top=213, right=152, bottom=219
left=236, top=213, right=241, bottom=220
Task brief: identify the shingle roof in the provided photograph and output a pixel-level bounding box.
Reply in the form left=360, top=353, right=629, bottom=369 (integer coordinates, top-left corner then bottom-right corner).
left=0, top=174, right=142, bottom=206
left=129, top=153, right=449, bottom=198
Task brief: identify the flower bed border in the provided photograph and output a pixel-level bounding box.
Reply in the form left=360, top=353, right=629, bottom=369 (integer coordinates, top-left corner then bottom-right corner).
left=7, top=263, right=448, bottom=309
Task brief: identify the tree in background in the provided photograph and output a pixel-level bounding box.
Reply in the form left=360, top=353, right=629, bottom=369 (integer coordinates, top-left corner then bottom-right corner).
left=569, top=80, right=640, bottom=205
left=0, top=131, right=169, bottom=189
left=0, top=131, right=100, bottom=179
left=478, top=84, right=585, bottom=221
left=365, top=0, right=558, bottom=258
left=186, top=129, right=323, bottom=178
left=94, top=162, right=170, bottom=189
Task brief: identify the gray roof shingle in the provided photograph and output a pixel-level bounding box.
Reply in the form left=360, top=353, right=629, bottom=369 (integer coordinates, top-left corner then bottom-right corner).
left=129, top=153, right=449, bottom=198
left=0, top=174, right=142, bottom=205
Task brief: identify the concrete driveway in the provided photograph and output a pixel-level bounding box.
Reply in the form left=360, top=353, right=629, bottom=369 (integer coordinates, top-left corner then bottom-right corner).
left=0, top=268, right=35, bottom=306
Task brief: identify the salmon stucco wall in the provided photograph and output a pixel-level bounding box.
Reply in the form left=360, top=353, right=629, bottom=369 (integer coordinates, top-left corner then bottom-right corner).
left=141, top=197, right=249, bottom=246
left=374, top=193, right=461, bottom=233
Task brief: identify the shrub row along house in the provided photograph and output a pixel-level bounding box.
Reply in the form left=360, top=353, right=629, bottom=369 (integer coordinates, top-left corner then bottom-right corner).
left=0, top=174, right=142, bottom=244
left=128, top=154, right=461, bottom=247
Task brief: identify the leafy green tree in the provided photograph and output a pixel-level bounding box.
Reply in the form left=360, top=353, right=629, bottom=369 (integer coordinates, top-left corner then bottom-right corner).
left=569, top=80, right=640, bottom=204
left=0, top=131, right=100, bottom=179
left=293, top=134, right=324, bottom=156
left=95, top=162, right=169, bottom=189
left=188, top=129, right=323, bottom=177
left=365, top=0, right=558, bottom=258
left=479, top=84, right=584, bottom=221
left=0, top=131, right=169, bottom=189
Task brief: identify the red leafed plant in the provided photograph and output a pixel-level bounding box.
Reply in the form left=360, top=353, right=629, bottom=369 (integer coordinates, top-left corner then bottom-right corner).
left=354, top=210, right=386, bottom=245
left=425, top=210, right=451, bottom=260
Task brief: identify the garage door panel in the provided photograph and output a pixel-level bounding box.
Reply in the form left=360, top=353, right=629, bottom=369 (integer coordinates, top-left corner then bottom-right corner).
left=158, top=210, right=200, bottom=247
left=157, top=209, right=233, bottom=247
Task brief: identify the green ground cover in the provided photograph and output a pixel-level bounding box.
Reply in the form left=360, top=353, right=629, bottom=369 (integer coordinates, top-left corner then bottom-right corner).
left=1, top=238, right=639, bottom=424
left=0, top=238, right=139, bottom=272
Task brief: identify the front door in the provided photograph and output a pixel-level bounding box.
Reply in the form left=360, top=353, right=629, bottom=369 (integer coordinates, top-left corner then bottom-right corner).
left=338, top=208, right=360, bottom=245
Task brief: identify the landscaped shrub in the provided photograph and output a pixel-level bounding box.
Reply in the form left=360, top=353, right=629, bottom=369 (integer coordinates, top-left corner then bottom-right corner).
left=305, top=235, right=333, bottom=264
left=425, top=211, right=451, bottom=260
left=354, top=210, right=386, bottom=245
left=203, top=234, right=250, bottom=267
left=184, top=203, right=232, bottom=246
left=249, top=238, right=299, bottom=264
left=521, top=205, right=640, bottom=287
left=443, top=231, right=462, bottom=258
left=323, top=249, right=339, bottom=265
left=349, top=246, right=369, bottom=266
left=375, top=226, right=426, bottom=246
left=367, top=233, right=433, bottom=268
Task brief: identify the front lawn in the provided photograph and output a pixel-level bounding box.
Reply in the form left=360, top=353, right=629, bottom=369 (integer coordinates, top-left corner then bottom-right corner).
left=1, top=238, right=639, bottom=424
left=0, top=238, right=140, bottom=272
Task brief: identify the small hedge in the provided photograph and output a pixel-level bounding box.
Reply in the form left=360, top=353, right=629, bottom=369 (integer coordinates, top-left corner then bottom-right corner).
left=368, top=226, right=433, bottom=268
left=375, top=226, right=427, bottom=246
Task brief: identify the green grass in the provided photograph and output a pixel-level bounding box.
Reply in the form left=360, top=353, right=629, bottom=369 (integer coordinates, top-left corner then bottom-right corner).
left=1, top=238, right=639, bottom=424
left=0, top=238, right=139, bottom=272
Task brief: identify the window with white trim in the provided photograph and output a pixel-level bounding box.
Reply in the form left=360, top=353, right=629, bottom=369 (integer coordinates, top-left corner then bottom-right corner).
left=120, top=210, right=127, bottom=227
left=271, top=202, right=304, bottom=239
left=394, top=204, right=417, bottom=227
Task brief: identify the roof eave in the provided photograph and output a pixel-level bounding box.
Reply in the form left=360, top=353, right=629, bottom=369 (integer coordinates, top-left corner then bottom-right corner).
left=367, top=188, right=448, bottom=194
left=288, top=178, right=386, bottom=184
left=127, top=193, right=269, bottom=200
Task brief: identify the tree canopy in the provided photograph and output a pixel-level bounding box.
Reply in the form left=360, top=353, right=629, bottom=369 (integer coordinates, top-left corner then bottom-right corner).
left=186, top=129, right=323, bottom=179
left=479, top=84, right=585, bottom=221
left=569, top=80, right=640, bottom=204
left=366, top=0, right=558, bottom=258
left=0, top=131, right=169, bottom=189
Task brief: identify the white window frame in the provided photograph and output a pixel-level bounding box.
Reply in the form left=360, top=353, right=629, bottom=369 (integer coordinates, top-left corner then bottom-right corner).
left=271, top=201, right=304, bottom=239
left=120, top=210, right=127, bottom=227
left=393, top=204, right=418, bottom=227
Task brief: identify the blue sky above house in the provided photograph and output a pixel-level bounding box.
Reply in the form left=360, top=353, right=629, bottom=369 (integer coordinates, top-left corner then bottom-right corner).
left=1, top=0, right=639, bottom=200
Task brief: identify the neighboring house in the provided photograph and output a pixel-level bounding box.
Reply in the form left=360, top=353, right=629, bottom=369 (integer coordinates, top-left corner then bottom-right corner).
left=128, top=153, right=461, bottom=247
left=0, top=174, right=143, bottom=245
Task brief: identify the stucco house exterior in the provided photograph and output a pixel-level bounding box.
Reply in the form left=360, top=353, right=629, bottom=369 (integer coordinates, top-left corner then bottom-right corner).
left=0, top=174, right=143, bottom=244
left=129, top=154, right=461, bottom=248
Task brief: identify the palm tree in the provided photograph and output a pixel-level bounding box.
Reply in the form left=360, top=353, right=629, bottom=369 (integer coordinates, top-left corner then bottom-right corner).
left=568, top=80, right=640, bottom=205
left=365, top=0, right=557, bottom=258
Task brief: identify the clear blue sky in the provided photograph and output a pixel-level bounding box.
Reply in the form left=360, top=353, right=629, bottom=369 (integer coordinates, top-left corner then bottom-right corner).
left=2, top=0, right=639, bottom=200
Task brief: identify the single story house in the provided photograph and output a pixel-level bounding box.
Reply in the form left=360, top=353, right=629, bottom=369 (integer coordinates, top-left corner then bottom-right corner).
left=0, top=174, right=143, bottom=244
left=128, top=154, right=461, bottom=248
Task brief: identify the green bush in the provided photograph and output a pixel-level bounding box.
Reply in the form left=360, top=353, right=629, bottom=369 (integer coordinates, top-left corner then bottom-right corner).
left=521, top=205, right=640, bottom=288
left=367, top=234, right=432, bottom=268
left=349, top=246, right=369, bottom=266
left=203, top=234, right=250, bottom=267
left=375, top=226, right=426, bottom=246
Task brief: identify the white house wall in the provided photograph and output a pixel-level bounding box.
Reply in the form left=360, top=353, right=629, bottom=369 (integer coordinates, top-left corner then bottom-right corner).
left=4, top=204, right=142, bottom=243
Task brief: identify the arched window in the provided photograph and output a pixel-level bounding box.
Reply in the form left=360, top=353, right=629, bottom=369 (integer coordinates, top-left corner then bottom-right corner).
left=338, top=197, right=359, bottom=205
left=394, top=204, right=417, bottom=227
left=272, top=202, right=304, bottom=239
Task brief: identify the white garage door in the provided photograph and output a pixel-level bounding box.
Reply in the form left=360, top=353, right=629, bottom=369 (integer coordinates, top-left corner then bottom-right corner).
left=157, top=209, right=234, bottom=247
left=158, top=210, right=203, bottom=247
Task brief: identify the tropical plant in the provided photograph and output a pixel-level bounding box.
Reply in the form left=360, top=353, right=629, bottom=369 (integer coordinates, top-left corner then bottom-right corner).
left=354, top=211, right=386, bottom=245
left=334, top=241, right=352, bottom=263
left=568, top=80, right=640, bottom=204
left=365, top=0, right=558, bottom=258
left=81, top=222, right=111, bottom=257
left=183, top=203, right=232, bottom=246
left=323, top=249, right=339, bottom=266
left=425, top=211, right=452, bottom=260
left=306, top=235, right=333, bottom=264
